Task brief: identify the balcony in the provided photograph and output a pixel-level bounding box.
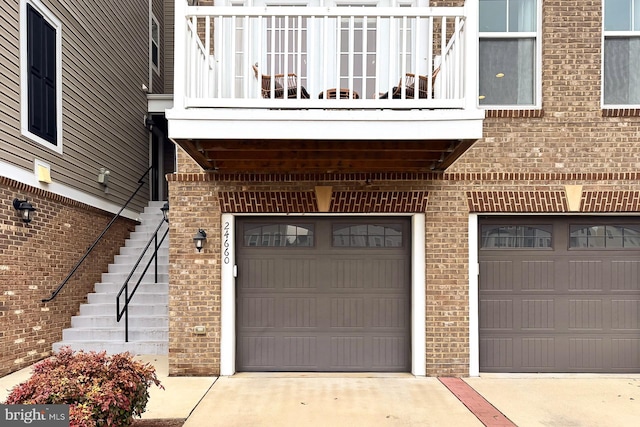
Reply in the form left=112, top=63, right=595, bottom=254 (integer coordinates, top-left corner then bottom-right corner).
left=167, top=1, right=483, bottom=173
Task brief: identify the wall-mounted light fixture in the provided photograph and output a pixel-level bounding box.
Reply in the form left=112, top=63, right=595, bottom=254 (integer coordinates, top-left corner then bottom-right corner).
left=13, top=198, right=36, bottom=223
left=193, top=229, right=207, bottom=252
left=160, top=202, right=169, bottom=223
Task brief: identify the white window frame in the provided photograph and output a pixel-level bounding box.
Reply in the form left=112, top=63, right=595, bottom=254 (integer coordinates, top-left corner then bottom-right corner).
left=20, top=0, right=63, bottom=153
left=151, top=13, right=160, bottom=75
left=602, top=0, right=640, bottom=108
left=478, top=0, right=542, bottom=110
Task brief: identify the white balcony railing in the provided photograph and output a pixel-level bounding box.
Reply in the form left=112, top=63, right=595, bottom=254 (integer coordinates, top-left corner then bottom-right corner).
left=174, top=3, right=477, bottom=111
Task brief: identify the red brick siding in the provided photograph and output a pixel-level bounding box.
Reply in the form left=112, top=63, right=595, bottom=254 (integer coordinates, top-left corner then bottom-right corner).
left=166, top=1, right=640, bottom=377
left=0, top=178, right=136, bottom=377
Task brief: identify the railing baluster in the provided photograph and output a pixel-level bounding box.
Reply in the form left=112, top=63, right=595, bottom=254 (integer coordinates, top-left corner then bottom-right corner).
left=182, top=6, right=468, bottom=107
left=116, top=215, right=169, bottom=343
left=204, top=16, right=211, bottom=98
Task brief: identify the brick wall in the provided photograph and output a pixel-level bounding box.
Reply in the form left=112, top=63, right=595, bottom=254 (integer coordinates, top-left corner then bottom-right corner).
left=165, top=0, right=640, bottom=377
left=0, top=178, right=136, bottom=377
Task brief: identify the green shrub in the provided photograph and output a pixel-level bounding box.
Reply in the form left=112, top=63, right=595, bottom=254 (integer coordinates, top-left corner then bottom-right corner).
left=3, top=347, right=162, bottom=426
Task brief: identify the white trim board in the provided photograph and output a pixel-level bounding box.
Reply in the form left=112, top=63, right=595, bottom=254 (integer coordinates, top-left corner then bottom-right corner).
left=219, top=212, right=426, bottom=376
left=0, top=161, right=140, bottom=221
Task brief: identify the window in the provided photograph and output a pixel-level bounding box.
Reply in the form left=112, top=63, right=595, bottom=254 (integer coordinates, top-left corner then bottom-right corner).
left=20, top=0, right=62, bottom=151
left=243, top=223, right=314, bottom=247
left=569, top=224, right=640, bottom=249
left=481, top=225, right=552, bottom=249
left=332, top=223, right=403, bottom=248
left=478, top=0, right=540, bottom=108
left=603, top=0, right=640, bottom=106
left=151, top=14, right=160, bottom=74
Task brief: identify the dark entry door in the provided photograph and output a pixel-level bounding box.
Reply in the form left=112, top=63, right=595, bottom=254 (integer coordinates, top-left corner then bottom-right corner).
left=236, top=217, right=411, bottom=372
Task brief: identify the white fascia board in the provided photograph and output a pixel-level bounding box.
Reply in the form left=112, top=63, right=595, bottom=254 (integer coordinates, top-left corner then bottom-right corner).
left=0, top=161, right=140, bottom=221
left=166, top=109, right=484, bottom=141
left=147, top=94, right=174, bottom=113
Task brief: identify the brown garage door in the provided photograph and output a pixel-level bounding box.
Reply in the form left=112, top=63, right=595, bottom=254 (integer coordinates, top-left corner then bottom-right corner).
left=236, top=217, right=411, bottom=372
left=479, top=216, right=640, bottom=373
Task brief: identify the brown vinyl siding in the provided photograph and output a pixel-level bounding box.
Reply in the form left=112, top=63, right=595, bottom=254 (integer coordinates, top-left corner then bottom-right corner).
left=163, top=0, right=173, bottom=94
left=0, top=0, right=150, bottom=212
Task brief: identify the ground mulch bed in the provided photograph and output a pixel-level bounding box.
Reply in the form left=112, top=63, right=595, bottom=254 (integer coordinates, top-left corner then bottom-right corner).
left=131, top=419, right=186, bottom=427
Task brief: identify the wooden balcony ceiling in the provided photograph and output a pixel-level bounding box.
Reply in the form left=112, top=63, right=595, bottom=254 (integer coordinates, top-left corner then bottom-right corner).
left=175, top=139, right=475, bottom=173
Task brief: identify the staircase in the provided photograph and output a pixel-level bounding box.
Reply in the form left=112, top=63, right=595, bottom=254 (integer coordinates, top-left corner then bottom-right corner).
left=52, top=201, right=169, bottom=355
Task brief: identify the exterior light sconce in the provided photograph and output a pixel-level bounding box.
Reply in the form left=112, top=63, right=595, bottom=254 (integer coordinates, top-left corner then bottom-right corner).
left=193, top=229, right=207, bottom=252
left=13, top=198, right=36, bottom=223
left=160, top=202, right=169, bottom=223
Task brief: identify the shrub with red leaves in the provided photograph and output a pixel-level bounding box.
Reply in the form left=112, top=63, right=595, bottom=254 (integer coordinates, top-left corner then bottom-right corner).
left=3, top=347, right=163, bottom=427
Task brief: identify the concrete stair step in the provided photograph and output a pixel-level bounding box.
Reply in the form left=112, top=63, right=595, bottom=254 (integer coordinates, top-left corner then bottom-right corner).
left=107, top=263, right=168, bottom=274
left=62, top=327, right=168, bottom=341
left=71, top=315, right=168, bottom=328
left=79, top=303, right=167, bottom=316
left=53, top=201, right=169, bottom=356
left=119, top=246, right=169, bottom=256
left=101, top=272, right=169, bottom=283
left=113, top=254, right=169, bottom=264
left=124, top=238, right=168, bottom=248
left=94, top=282, right=168, bottom=294
left=87, top=292, right=168, bottom=305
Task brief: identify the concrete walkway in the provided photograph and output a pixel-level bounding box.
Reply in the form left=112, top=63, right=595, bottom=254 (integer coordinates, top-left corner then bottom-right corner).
left=3, top=356, right=640, bottom=426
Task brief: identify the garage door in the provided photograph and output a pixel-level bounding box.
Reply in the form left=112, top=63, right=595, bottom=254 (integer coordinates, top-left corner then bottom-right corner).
left=236, top=217, right=411, bottom=372
left=479, top=216, right=640, bottom=373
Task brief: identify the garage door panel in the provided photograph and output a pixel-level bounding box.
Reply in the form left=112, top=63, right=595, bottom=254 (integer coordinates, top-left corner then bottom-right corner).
left=568, top=299, right=603, bottom=330
left=568, top=260, right=603, bottom=291
left=611, top=260, right=640, bottom=291
left=480, top=300, right=513, bottom=330
left=521, top=338, right=555, bottom=369
left=522, top=261, right=555, bottom=290
left=330, top=297, right=365, bottom=328
left=521, top=299, right=555, bottom=330
left=331, top=336, right=365, bottom=369
left=569, top=338, right=604, bottom=369
left=240, top=257, right=319, bottom=290
left=611, top=300, right=640, bottom=330
left=241, top=297, right=276, bottom=328
left=237, top=217, right=410, bottom=372
left=370, top=298, right=408, bottom=328
left=372, top=337, right=408, bottom=368
left=282, top=297, right=317, bottom=328
left=612, top=339, right=640, bottom=369
left=283, top=337, right=318, bottom=367
left=239, top=336, right=277, bottom=369
left=480, top=216, right=640, bottom=373
left=480, top=338, right=513, bottom=369
left=479, top=260, right=514, bottom=291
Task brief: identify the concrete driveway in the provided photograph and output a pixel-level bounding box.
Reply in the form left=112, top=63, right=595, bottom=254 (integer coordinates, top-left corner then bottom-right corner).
left=183, top=374, right=483, bottom=427
left=183, top=374, right=640, bottom=427
left=466, top=376, right=640, bottom=427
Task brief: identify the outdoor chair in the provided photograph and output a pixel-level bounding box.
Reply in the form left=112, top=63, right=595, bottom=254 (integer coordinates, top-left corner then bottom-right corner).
left=379, top=67, right=440, bottom=99
left=318, top=88, right=360, bottom=99
left=253, top=64, right=310, bottom=99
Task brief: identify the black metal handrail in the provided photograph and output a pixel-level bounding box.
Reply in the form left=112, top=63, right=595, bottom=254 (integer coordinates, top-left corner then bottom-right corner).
left=116, top=212, right=168, bottom=342
left=42, top=167, right=153, bottom=303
